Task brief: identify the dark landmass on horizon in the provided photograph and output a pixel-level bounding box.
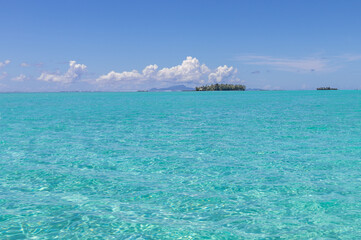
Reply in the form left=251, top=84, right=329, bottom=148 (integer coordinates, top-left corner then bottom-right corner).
left=317, top=87, right=338, bottom=90
left=196, top=84, right=246, bottom=91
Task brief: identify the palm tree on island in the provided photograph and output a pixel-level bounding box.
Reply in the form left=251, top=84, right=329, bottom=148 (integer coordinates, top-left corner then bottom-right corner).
left=196, top=83, right=246, bottom=91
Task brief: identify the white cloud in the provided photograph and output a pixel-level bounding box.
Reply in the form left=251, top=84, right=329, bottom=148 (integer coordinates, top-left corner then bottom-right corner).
left=0, top=72, right=7, bottom=80
left=38, top=60, right=87, bottom=84
left=96, top=70, right=142, bottom=82
left=0, top=60, right=10, bottom=68
left=96, top=56, right=239, bottom=86
left=12, top=74, right=27, bottom=82
left=156, top=56, right=210, bottom=82
left=142, top=64, right=158, bottom=78
left=208, top=65, right=238, bottom=83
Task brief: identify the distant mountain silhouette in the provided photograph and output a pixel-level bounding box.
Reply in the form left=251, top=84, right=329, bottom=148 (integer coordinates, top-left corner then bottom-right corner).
left=149, top=85, right=194, bottom=92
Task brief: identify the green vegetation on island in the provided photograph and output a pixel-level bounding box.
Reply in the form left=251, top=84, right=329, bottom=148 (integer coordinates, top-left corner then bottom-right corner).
left=317, top=87, right=338, bottom=90
left=196, top=83, right=246, bottom=91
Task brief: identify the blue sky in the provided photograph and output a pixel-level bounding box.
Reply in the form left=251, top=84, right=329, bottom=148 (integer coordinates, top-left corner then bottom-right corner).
left=1, top=0, right=361, bottom=91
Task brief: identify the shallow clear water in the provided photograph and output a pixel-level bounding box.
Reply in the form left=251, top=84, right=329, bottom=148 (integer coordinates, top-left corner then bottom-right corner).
left=1, top=91, right=361, bottom=239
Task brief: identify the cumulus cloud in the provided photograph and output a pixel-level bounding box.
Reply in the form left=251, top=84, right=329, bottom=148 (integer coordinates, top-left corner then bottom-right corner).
left=0, top=60, right=10, bottom=68
left=156, top=57, right=210, bottom=82
left=38, top=60, right=87, bottom=84
left=96, top=70, right=143, bottom=82
left=142, top=64, right=158, bottom=77
left=96, top=56, right=239, bottom=86
left=208, top=65, right=238, bottom=83
left=12, top=74, right=27, bottom=81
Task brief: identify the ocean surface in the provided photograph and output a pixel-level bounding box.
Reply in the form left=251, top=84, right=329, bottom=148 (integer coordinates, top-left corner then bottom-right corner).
left=1, top=91, right=361, bottom=239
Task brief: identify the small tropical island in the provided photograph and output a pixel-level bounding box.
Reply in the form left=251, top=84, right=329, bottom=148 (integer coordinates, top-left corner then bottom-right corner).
left=196, top=83, right=246, bottom=91
left=317, top=87, right=338, bottom=90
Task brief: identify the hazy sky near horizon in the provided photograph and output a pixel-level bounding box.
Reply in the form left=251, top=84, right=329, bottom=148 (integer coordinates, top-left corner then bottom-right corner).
left=1, top=0, right=361, bottom=91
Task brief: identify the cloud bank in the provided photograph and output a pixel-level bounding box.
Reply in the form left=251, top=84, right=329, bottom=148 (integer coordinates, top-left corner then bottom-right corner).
left=236, top=55, right=329, bottom=72
left=96, top=56, right=239, bottom=86
left=236, top=54, right=361, bottom=73
left=38, top=60, right=87, bottom=84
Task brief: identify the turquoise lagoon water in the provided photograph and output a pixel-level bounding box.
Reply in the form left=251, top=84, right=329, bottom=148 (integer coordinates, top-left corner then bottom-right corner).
left=1, top=91, right=361, bottom=239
